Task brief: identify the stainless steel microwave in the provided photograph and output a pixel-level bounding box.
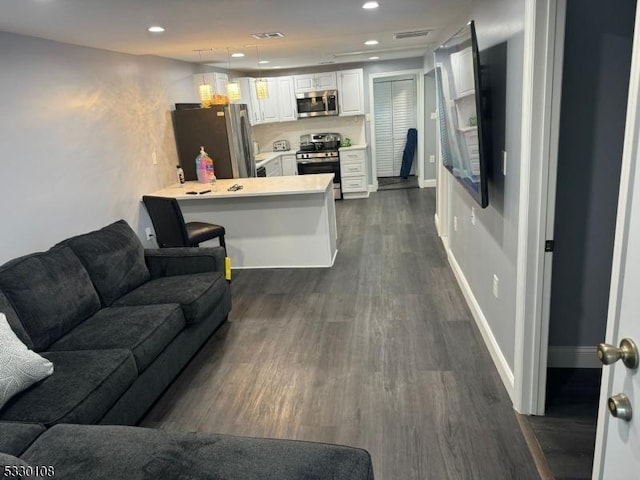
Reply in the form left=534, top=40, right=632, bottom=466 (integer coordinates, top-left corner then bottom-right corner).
left=296, top=91, right=338, bottom=118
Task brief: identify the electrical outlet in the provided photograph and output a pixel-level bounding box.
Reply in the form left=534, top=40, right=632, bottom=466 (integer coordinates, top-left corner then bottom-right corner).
left=145, top=227, right=154, bottom=240
left=430, top=111, right=438, bottom=120
left=492, top=274, right=499, bottom=298
left=453, top=215, right=458, bottom=232
left=502, top=150, right=507, bottom=176
left=429, top=154, right=435, bottom=163
left=471, top=207, right=476, bottom=225
left=152, top=151, right=158, bottom=165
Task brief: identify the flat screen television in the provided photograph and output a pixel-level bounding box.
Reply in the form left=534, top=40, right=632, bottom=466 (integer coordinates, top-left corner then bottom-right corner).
left=435, top=21, right=489, bottom=208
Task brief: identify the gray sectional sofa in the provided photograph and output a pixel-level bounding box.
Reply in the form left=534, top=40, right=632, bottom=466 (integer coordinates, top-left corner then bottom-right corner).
left=0, top=220, right=231, bottom=427
left=0, top=220, right=374, bottom=479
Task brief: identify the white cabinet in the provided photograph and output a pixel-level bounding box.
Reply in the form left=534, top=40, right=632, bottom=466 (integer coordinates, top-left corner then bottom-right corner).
left=293, top=72, right=337, bottom=93
left=281, top=154, right=298, bottom=176
left=193, top=72, right=229, bottom=96
left=338, top=68, right=365, bottom=116
left=233, top=76, right=296, bottom=125
left=340, top=148, right=368, bottom=198
left=258, top=78, right=279, bottom=123
left=264, top=157, right=283, bottom=177
left=276, top=77, right=297, bottom=122
left=234, top=77, right=262, bottom=125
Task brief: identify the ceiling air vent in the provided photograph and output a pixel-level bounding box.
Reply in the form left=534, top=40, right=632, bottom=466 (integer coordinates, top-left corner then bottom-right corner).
left=251, top=32, right=285, bottom=40
left=393, top=30, right=430, bottom=40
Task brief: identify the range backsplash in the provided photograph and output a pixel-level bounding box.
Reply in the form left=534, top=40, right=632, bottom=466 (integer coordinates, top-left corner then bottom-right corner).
left=252, top=115, right=366, bottom=152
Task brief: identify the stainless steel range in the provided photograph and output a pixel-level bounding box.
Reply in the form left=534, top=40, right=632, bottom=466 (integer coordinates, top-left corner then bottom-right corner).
left=296, top=133, right=342, bottom=199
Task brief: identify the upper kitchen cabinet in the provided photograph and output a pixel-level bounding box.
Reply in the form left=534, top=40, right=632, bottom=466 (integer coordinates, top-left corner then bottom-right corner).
left=233, top=76, right=297, bottom=125
left=234, top=77, right=262, bottom=125
left=293, top=72, right=337, bottom=93
left=337, top=69, right=365, bottom=116
left=193, top=72, right=229, bottom=96
left=276, top=76, right=297, bottom=122
left=258, top=78, right=279, bottom=123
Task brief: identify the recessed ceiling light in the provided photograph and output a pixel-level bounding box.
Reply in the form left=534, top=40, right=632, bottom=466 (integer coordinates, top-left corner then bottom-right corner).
left=364, top=40, right=379, bottom=46
left=369, top=56, right=380, bottom=60
left=259, top=60, right=270, bottom=64
left=147, top=26, right=165, bottom=33
left=362, top=1, right=379, bottom=9
left=231, top=53, right=245, bottom=58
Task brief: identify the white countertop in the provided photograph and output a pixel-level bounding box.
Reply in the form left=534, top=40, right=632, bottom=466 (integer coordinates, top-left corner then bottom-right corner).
left=254, top=151, right=295, bottom=168
left=148, top=174, right=334, bottom=199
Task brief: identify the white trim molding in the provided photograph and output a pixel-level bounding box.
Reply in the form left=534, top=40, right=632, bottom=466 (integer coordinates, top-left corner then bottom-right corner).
left=446, top=246, right=515, bottom=401
left=547, top=346, right=602, bottom=368
left=423, top=179, right=436, bottom=188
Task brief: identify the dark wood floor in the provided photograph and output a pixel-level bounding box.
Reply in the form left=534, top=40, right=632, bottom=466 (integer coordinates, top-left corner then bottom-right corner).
left=528, top=368, right=600, bottom=480
left=141, top=188, right=540, bottom=479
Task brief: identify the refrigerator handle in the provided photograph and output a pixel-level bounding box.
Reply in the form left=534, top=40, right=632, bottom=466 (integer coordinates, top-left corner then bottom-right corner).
left=239, top=109, right=256, bottom=177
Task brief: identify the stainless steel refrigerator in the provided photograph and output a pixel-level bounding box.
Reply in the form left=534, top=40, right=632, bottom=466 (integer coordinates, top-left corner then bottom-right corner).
left=172, top=104, right=256, bottom=180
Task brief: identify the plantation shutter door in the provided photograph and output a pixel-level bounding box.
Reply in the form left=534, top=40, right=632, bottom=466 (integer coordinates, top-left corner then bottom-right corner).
left=391, top=79, right=417, bottom=175
left=374, top=81, right=394, bottom=177
left=374, top=78, right=418, bottom=178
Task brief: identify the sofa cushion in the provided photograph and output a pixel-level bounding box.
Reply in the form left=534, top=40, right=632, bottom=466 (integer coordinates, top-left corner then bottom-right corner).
left=0, top=422, right=45, bottom=455
left=0, top=313, right=54, bottom=411
left=0, top=350, right=136, bottom=427
left=0, top=246, right=101, bottom=351
left=48, top=305, right=185, bottom=372
left=0, top=422, right=45, bottom=456
left=22, top=425, right=375, bottom=480
left=0, top=452, right=43, bottom=479
left=113, top=272, right=227, bottom=325
left=63, top=220, right=151, bottom=306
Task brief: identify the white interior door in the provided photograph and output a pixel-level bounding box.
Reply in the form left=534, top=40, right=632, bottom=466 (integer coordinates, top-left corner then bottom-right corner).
left=373, top=77, right=417, bottom=177
left=593, top=5, right=640, bottom=476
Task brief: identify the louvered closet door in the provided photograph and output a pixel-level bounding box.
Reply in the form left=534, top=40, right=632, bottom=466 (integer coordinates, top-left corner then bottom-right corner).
left=374, top=78, right=417, bottom=177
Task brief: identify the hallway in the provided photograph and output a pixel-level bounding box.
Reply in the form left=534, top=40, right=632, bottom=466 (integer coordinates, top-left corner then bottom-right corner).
left=142, top=188, right=539, bottom=479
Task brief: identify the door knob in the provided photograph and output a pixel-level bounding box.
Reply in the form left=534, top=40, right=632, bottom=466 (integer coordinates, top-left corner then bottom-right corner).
left=597, top=338, right=639, bottom=369
left=608, top=393, right=633, bottom=421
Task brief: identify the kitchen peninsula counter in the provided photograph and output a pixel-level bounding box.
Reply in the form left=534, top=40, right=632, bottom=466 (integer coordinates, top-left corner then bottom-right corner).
left=145, top=174, right=337, bottom=269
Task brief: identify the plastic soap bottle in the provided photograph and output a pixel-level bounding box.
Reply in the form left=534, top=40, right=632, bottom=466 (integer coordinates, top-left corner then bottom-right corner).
left=195, top=146, right=212, bottom=184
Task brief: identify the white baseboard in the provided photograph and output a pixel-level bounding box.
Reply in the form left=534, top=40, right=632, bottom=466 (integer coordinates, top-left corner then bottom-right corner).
left=445, top=246, right=516, bottom=401
left=423, top=179, right=436, bottom=188
left=547, top=346, right=602, bottom=368
left=434, top=213, right=440, bottom=237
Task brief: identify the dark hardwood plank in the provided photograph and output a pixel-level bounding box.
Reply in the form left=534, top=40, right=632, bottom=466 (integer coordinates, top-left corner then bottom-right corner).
left=141, top=188, right=540, bottom=480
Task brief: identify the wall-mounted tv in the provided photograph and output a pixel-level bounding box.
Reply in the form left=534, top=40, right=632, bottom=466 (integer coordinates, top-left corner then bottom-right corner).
left=435, top=21, right=489, bottom=208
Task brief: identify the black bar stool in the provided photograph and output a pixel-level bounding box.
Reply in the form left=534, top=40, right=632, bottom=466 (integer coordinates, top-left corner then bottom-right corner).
left=142, top=196, right=226, bottom=252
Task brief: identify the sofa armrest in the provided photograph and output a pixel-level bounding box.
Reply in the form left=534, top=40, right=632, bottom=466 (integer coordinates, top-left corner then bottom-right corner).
left=144, top=247, right=225, bottom=278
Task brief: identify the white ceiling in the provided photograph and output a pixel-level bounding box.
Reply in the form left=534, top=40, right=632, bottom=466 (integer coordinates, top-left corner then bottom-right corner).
left=0, top=0, right=471, bottom=71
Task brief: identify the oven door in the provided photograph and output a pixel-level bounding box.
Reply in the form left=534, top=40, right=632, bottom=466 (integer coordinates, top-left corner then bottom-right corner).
left=297, top=160, right=342, bottom=199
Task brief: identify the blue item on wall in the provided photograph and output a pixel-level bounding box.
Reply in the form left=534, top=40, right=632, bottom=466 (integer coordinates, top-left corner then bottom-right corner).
left=400, top=128, right=418, bottom=178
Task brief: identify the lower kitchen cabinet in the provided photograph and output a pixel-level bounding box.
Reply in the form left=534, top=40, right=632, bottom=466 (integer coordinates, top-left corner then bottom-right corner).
left=264, top=157, right=283, bottom=177
left=281, top=154, right=298, bottom=176
left=340, top=147, right=369, bottom=199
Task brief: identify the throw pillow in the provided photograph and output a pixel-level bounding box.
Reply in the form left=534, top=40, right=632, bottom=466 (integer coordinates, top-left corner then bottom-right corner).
left=0, top=312, right=54, bottom=411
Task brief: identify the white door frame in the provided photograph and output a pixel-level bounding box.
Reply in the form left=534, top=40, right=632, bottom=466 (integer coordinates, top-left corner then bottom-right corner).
left=513, top=0, right=567, bottom=415
left=368, top=69, right=425, bottom=191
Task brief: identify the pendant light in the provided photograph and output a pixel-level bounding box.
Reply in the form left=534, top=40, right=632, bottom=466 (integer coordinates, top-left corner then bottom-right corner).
left=226, top=48, right=242, bottom=102
left=254, top=45, right=269, bottom=100
left=195, top=49, right=213, bottom=107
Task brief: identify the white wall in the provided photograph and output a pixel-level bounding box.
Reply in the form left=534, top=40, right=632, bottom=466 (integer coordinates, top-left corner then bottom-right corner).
left=440, top=0, right=525, bottom=373
left=0, top=32, right=199, bottom=264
